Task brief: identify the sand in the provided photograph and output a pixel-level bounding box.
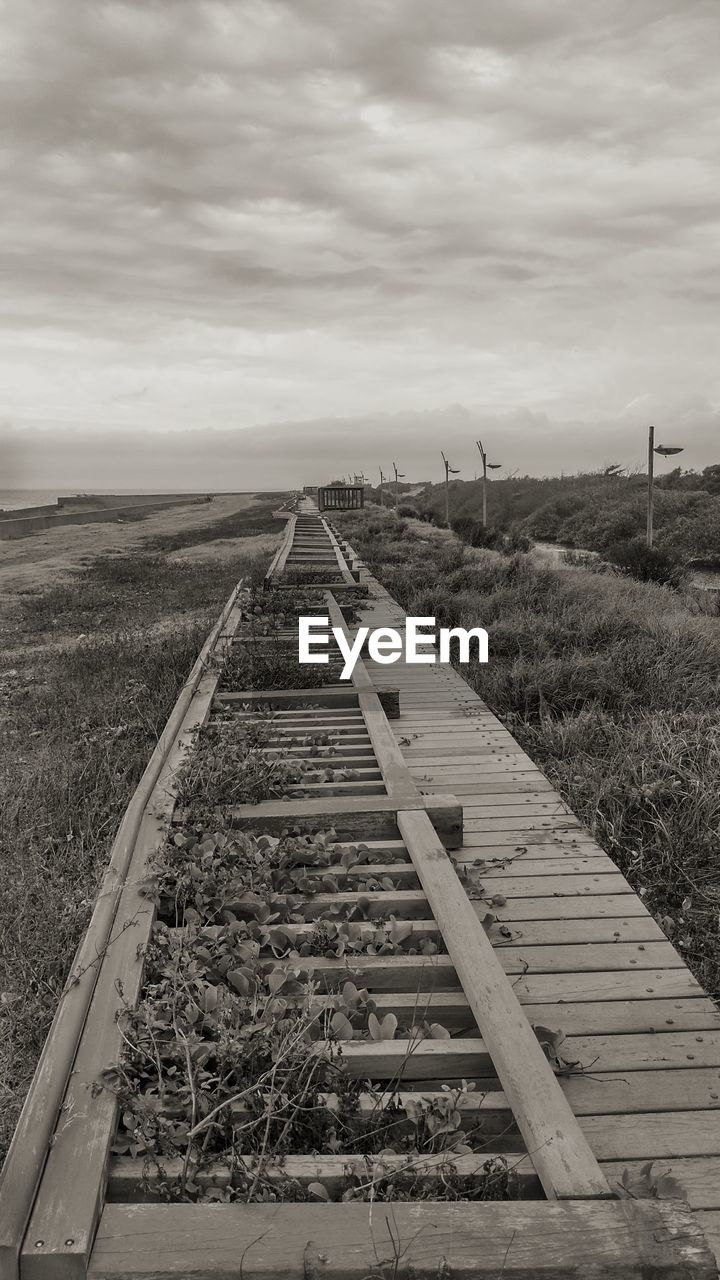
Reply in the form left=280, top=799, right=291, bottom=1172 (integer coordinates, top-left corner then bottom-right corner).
left=0, top=494, right=266, bottom=597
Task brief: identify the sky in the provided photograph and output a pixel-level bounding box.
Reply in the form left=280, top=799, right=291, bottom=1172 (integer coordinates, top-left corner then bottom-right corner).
left=2, top=0, right=720, bottom=489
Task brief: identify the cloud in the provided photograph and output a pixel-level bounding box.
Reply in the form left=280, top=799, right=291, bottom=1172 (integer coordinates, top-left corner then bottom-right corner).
left=3, top=397, right=718, bottom=494
left=1, top=0, right=719, bottom=478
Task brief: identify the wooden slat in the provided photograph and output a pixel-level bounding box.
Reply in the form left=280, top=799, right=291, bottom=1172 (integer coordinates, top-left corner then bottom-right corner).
left=88, top=1201, right=716, bottom=1279
left=217, top=687, right=400, bottom=717
left=106, top=1151, right=720, bottom=1212
left=396, top=808, right=610, bottom=1200
left=227, top=793, right=463, bottom=848
left=263, top=512, right=296, bottom=584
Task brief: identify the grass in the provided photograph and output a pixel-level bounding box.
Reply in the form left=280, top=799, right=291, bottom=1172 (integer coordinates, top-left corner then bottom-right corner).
left=147, top=499, right=286, bottom=553
left=0, top=519, right=275, bottom=1167
left=336, top=506, right=720, bottom=1000
left=408, top=468, right=720, bottom=563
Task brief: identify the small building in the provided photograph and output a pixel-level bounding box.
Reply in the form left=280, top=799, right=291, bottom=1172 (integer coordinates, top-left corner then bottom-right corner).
left=317, top=484, right=365, bottom=511
left=302, top=485, right=318, bottom=496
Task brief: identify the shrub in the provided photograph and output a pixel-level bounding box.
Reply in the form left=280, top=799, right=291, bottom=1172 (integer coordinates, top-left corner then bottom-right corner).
left=396, top=503, right=418, bottom=518
left=503, top=528, right=531, bottom=554
left=606, top=538, right=684, bottom=588
left=451, top=517, right=503, bottom=550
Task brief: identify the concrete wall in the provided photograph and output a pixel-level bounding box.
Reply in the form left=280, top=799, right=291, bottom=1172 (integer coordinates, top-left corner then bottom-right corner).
left=0, top=496, right=208, bottom=540
left=57, top=493, right=210, bottom=512
left=0, top=502, right=61, bottom=520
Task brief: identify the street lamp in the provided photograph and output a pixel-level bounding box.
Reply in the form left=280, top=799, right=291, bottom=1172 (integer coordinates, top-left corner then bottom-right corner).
left=647, top=425, right=683, bottom=548
left=476, top=439, right=502, bottom=527
left=392, top=461, right=405, bottom=509
left=378, top=466, right=387, bottom=507
left=441, top=451, right=460, bottom=528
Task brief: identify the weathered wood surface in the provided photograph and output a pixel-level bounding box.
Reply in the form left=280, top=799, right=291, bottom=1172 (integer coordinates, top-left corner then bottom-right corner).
left=88, top=1201, right=716, bottom=1279
left=216, top=685, right=400, bottom=716
left=227, top=792, right=463, bottom=847
left=340, top=529, right=720, bottom=1234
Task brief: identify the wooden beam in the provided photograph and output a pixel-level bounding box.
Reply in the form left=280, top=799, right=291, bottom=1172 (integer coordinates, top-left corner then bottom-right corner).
left=228, top=793, right=463, bottom=849
left=263, top=513, right=296, bottom=586
left=216, top=686, right=400, bottom=717
left=314, top=516, right=355, bottom=585
left=323, top=594, right=417, bottom=780
left=88, top=1201, right=716, bottom=1279
left=397, top=808, right=611, bottom=1200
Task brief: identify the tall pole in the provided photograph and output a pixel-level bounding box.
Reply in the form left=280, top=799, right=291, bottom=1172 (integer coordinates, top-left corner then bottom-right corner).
left=379, top=467, right=385, bottom=507
left=647, top=424, right=654, bottom=548
left=441, top=452, right=459, bottom=528
left=476, top=439, right=488, bottom=526
left=392, top=461, right=400, bottom=509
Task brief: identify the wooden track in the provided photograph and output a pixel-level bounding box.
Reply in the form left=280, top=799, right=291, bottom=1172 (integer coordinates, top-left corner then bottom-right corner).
left=0, top=496, right=717, bottom=1280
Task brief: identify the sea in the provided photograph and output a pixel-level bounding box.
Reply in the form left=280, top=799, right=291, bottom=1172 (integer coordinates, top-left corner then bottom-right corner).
left=0, top=489, right=65, bottom=512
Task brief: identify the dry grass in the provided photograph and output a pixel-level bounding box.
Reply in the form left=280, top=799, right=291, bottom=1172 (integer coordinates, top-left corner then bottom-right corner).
left=0, top=514, right=278, bottom=1166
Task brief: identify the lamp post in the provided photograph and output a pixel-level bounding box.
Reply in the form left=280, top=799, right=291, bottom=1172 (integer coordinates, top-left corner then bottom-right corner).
left=378, top=467, right=386, bottom=507
left=392, top=461, right=404, bottom=509
left=441, top=451, right=460, bottom=528
left=476, top=439, right=502, bottom=527
left=647, top=425, right=683, bottom=548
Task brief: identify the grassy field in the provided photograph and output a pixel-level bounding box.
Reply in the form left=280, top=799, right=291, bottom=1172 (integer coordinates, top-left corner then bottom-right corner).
left=0, top=496, right=285, bottom=1166
left=397, top=468, right=720, bottom=563
left=336, top=506, right=720, bottom=1000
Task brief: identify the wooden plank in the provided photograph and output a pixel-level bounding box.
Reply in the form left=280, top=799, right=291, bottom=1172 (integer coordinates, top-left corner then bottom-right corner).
left=106, top=1151, right=534, bottom=1202
left=584, top=1112, right=720, bottom=1160
left=343, top=993, right=720, bottom=1036
left=463, top=816, right=584, bottom=832
left=294, top=953, right=703, bottom=999
left=279, top=935, right=679, bottom=975
left=396, top=808, right=609, bottom=1200
left=322, top=518, right=357, bottom=586
left=307, top=1031, right=720, bottom=1078
left=299, top=854, right=618, bottom=883
left=106, top=1151, right=720, bottom=1212
left=486, top=917, right=665, bottom=944
left=489, top=890, right=648, bottom=921
left=466, top=856, right=616, bottom=875
left=466, top=872, right=632, bottom=896
left=561, top=1067, right=720, bottom=1115
left=263, top=512, right=296, bottom=585
left=88, top=1201, right=716, bottom=1280
left=228, top=793, right=463, bottom=848
left=217, top=687, right=400, bottom=716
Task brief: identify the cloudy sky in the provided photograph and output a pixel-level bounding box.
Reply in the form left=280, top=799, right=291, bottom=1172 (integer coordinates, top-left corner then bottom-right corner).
left=2, top=0, right=720, bottom=489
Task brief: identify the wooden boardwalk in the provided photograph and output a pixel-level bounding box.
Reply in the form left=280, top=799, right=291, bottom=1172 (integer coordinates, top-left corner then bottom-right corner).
left=333, top=516, right=720, bottom=1257
left=1, top=498, right=718, bottom=1279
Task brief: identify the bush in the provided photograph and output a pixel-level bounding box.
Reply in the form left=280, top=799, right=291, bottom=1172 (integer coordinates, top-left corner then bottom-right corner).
left=606, top=538, right=684, bottom=588
left=396, top=503, right=418, bottom=518
left=451, top=517, right=503, bottom=550
left=503, top=528, right=531, bottom=554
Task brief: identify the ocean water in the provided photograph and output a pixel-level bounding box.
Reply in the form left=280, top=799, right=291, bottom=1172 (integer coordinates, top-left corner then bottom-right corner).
left=0, top=489, right=63, bottom=511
